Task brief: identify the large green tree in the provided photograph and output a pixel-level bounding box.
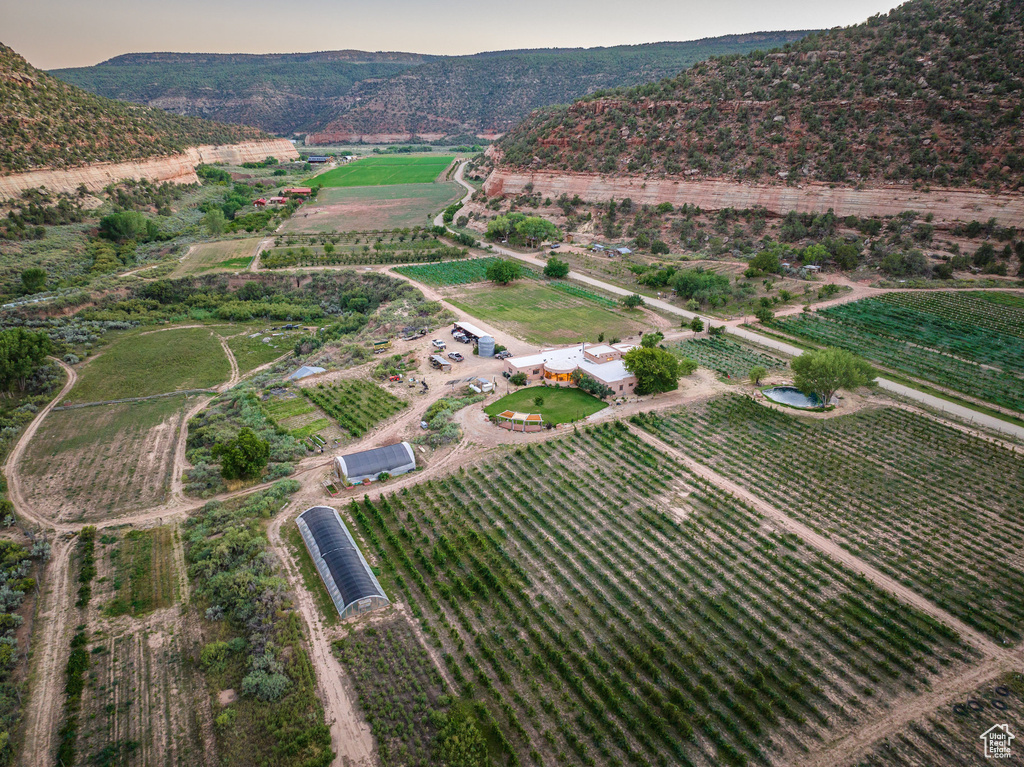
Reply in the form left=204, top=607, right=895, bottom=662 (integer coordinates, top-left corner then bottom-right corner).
left=213, top=428, right=270, bottom=480
left=791, top=347, right=874, bottom=407
left=485, top=259, right=523, bottom=285
left=543, top=257, right=570, bottom=278
left=623, top=346, right=694, bottom=395
left=515, top=216, right=560, bottom=248
left=0, top=328, right=52, bottom=391
left=99, top=210, right=160, bottom=243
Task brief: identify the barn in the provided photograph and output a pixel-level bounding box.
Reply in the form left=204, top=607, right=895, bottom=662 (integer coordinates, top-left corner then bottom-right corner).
left=296, top=506, right=389, bottom=620
left=334, top=442, right=417, bottom=485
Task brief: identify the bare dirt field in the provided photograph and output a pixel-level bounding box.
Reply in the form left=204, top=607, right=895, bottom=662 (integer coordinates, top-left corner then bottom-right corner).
left=19, top=395, right=192, bottom=523
left=279, top=183, right=462, bottom=232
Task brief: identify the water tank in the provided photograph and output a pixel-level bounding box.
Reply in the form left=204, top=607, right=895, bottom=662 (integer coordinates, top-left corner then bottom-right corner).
left=477, top=336, right=495, bottom=357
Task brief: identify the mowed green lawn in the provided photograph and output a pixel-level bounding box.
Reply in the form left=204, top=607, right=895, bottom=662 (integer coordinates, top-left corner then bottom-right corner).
left=484, top=386, right=607, bottom=424
left=310, top=156, right=454, bottom=187
left=448, top=283, right=647, bottom=345
left=66, top=327, right=231, bottom=404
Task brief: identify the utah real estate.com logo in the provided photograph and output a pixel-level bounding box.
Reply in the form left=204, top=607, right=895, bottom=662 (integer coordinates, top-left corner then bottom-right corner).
left=980, top=724, right=1014, bottom=759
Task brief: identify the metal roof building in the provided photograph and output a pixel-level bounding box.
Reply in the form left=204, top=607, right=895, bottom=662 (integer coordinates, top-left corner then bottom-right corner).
left=333, top=442, right=417, bottom=485
left=296, top=506, right=389, bottom=620
left=453, top=321, right=488, bottom=339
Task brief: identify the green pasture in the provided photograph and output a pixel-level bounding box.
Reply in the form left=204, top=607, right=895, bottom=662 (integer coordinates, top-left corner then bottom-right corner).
left=66, top=327, right=231, bottom=404
left=309, top=156, right=454, bottom=187
left=448, top=282, right=647, bottom=345
left=484, top=386, right=607, bottom=425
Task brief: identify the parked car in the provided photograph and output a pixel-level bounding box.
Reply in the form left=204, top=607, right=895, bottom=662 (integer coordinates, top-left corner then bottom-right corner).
left=448, top=352, right=464, bottom=362
left=495, top=350, right=512, bottom=359
left=453, top=332, right=468, bottom=342
left=458, top=335, right=472, bottom=343
left=432, top=339, right=446, bottom=350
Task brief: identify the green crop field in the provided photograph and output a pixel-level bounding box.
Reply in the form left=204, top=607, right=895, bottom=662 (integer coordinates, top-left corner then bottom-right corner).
left=448, top=282, right=647, bottom=344
left=633, top=395, right=1024, bottom=643
left=67, top=327, right=231, bottom=404
left=484, top=386, right=607, bottom=424
left=671, top=336, right=788, bottom=380
left=302, top=379, right=406, bottom=437
left=333, top=617, right=450, bottom=766
left=342, top=424, right=974, bottom=767
left=773, top=292, right=1024, bottom=411
left=261, top=231, right=467, bottom=269
left=310, top=156, right=455, bottom=187
left=104, top=527, right=177, bottom=617
left=394, top=257, right=510, bottom=286
left=858, top=673, right=1024, bottom=766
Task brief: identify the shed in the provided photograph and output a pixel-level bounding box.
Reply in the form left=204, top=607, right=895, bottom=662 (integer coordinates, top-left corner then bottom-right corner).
left=430, top=354, right=452, bottom=371
left=334, top=442, right=417, bottom=484
left=453, top=321, right=487, bottom=340
left=615, top=247, right=632, bottom=256
left=296, top=506, right=389, bottom=619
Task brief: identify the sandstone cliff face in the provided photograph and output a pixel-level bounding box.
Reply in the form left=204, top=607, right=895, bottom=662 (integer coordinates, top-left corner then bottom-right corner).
left=483, top=170, right=1024, bottom=227
left=0, top=138, right=298, bottom=200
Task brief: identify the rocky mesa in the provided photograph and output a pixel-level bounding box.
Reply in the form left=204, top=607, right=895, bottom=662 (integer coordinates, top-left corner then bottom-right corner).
left=0, top=138, right=299, bottom=200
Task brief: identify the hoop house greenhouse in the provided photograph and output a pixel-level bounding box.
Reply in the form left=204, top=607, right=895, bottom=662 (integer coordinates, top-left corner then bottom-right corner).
left=296, top=506, right=389, bottom=620
left=333, top=442, right=417, bottom=484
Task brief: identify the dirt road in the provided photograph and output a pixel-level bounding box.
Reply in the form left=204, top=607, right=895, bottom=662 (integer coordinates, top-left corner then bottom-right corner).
left=18, top=537, right=75, bottom=767
left=4, top=357, right=76, bottom=531
left=267, top=509, right=376, bottom=767
left=626, top=423, right=1007, bottom=659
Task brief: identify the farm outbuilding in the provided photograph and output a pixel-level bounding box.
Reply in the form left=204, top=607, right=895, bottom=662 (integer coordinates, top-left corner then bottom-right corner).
left=296, top=506, right=389, bottom=620
left=452, top=321, right=487, bottom=340
left=334, top=442, right=417, bottom=484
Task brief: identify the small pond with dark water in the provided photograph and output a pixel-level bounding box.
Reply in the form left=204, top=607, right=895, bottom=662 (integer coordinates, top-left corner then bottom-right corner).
left=762, top=386, right=825, bottom=409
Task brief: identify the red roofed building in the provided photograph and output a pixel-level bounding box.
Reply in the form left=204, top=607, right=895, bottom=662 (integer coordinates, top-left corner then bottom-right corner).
left=282, top=187, right=312, bottom=197
left=253, top=198, right=267, bottom=207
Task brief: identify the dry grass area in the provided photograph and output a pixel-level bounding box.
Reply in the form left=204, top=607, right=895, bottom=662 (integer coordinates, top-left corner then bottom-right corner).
left=20, top=395, right=189, bottom=523
left=171, top=238, right=261, bottom=277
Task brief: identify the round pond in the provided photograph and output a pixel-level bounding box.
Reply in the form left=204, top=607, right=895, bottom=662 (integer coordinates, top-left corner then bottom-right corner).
left=762, top=386, right=825, bottom=409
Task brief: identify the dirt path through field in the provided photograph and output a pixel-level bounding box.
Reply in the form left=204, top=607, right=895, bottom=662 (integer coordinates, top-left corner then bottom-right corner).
left=218, top=335, right=240, bottom=389
left=18, top=536, right=74, bottom=767
left=4, top=357, right=76, bottom=530
left=249, top=237, right=272, bottom=272
left=626, top=423, right=1007, bottom=659
left=267, top=509, right=376, bottom=767
left=798, top=646, right=1024, bottom=767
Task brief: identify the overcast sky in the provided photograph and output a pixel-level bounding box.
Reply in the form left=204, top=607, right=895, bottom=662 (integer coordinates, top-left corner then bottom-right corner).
left=6, top=0, right=904, bottom=70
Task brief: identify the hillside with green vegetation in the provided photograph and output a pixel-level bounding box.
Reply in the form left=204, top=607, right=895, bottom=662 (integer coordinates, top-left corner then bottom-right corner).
left=309, top=33, right=812, bottom=141
left=49, top=33, right=812, bottom=140
left=51, top=50, right=434, bottom=135
left=496, top=0, right=1024, bottom=190
left=0, top=42, right=265, bottom=174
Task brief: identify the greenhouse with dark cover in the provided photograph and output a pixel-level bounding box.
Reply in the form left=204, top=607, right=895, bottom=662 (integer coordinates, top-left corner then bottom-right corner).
left=333, top=441, right=417, bottom=484
left=296, top=506, right=389, bottom=620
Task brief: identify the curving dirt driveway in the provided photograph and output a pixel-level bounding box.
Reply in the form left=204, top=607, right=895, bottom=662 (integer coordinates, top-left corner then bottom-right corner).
left=4, top=357, right=77, bottom=531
